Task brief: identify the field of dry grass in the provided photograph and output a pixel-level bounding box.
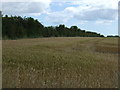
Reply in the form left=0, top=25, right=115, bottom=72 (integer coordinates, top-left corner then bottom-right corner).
left=2, top=37, right=118, bottom=88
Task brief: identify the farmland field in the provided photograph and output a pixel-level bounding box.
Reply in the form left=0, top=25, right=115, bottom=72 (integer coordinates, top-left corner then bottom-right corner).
left=2, top=37, right=118, bottom=88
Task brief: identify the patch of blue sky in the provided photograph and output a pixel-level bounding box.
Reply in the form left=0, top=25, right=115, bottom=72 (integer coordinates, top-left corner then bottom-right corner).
left=50, top=2, right=79, bottom=12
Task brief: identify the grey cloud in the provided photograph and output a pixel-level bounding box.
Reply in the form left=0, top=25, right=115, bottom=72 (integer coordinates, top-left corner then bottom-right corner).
left=74, top=8, right=117, bottom=21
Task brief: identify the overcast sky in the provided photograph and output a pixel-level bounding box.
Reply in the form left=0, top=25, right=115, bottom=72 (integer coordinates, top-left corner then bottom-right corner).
left=1, top=0, right=119, bottom=36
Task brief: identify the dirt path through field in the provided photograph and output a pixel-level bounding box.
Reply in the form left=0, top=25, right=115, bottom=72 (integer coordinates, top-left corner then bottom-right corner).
left=71, top=38, right=104, bottom=52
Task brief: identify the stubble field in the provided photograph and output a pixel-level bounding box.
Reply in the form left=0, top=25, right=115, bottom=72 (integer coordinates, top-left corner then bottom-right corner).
left=2, top=37, right=118, bottom=88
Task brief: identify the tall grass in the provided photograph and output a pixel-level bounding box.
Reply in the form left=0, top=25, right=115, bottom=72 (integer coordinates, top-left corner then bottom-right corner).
left=2, top=37, right=118, bottom=88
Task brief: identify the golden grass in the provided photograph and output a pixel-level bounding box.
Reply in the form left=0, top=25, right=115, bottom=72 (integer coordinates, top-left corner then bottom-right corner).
left=2, top=37, right=118, bottom=88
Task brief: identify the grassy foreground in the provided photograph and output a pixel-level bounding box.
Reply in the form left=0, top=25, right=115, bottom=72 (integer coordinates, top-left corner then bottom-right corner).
left=2, top=37, right=118, bottom=88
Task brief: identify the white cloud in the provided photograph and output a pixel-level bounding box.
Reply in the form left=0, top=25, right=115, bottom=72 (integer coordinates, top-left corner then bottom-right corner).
left=96, top=20, right=113, bottom=24
left=1, top=0, right=119, bottom=24
left=45, top=11, right=73, bottom=24
left=2, top=0, right=52, bottom=15
left=71, top=0, right=119, bottom=9
left=45, top=0, right=118, bottom=24
left=2, top=0, right=51, bottom=2
left=66, top=0, right=118, bottom=21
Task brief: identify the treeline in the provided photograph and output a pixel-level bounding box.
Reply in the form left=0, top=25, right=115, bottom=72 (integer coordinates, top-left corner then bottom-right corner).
left=107, top=35, right=119, bottom=37
left=2, top=15, right=104, bottom=39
